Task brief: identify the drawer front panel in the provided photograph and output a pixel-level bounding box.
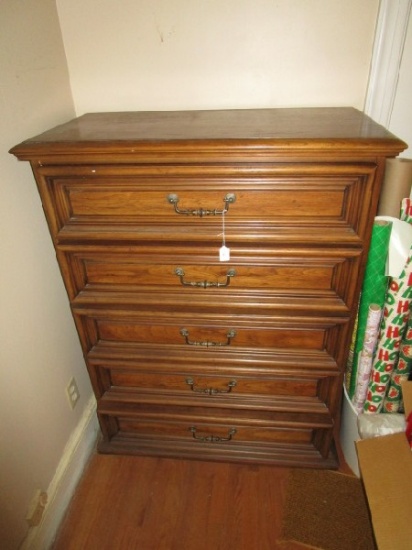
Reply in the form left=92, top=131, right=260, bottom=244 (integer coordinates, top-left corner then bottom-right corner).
left=39, top=163, right=377, bottom=242
left=99, top=398, right=333, bottom=426
left=99, top=411, right=336, bottom=466
left=64, top=183, right=343, bottom=220
left=116, top=418, right=314, bottom=445
left=107, top=370, right=320, bottom=399
left=99, top=321, right=324, bottom=349
left=88, top=342, right=340, bottom=407
left=76, top=312, right=350, bottom=373
left=79, top=315, right=346, bottom=354
left=61, top=247, right=361, bottom=309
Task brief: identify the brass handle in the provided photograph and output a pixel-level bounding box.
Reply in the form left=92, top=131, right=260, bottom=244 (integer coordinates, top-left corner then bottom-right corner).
left=185, top=378, right=237, bottom=395
left=167, top=193, right=236, bottom=216
left=175, top=268, right=236, bottom=288
left=180, top=328, right=236, bottom=347
left=189, top=427, right=237, bottom=443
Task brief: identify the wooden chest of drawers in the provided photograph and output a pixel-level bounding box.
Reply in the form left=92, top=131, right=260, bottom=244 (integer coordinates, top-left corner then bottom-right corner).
left=11, top=108, right=406, bottom=468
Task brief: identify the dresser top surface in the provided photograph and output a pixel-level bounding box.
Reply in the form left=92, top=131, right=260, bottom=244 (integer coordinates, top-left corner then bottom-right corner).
left=10, top=107, right=407, bottom=159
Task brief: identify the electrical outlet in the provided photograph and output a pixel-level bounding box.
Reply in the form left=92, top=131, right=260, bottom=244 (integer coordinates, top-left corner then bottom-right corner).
left=66, top=377, right=80, bottom=410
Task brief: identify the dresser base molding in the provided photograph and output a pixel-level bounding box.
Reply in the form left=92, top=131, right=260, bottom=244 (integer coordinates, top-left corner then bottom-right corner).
left=97, top=434, right=339, bottom=469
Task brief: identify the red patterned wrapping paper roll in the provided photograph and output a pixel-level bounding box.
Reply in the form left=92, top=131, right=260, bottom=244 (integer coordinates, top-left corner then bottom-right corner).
left=406, top=412, right=412, bottom=449
left=400, top=197, right=412, bottom=222
left=363, top=254, right=412, bottom=414
left=382, top=310, right=412, bottom=412
left=381, top=198, right=412, bottom=413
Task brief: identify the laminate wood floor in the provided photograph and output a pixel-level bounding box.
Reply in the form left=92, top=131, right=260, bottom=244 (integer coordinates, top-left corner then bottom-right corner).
left=53, top=453, right=311, bottom=550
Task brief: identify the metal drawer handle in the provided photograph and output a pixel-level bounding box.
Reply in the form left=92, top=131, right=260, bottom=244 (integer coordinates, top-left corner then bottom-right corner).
left=185, top=378, right=237, bottom=395
left=180, top=328, right=236, bottom=347
left=175, top=267, right=236, bottom=288
left=167, top=193, right=236, bottom=216
left=189, top=426, right=237, bottom=443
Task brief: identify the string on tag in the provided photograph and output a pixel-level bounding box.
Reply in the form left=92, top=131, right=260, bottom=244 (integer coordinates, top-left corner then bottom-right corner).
left=222, top=208, right=226, bottom=246
left=219, top=209, right=230, bottom=261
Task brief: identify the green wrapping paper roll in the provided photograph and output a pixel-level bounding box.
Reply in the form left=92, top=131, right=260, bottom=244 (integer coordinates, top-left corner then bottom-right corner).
left=348, top=221, right=392, bottom=399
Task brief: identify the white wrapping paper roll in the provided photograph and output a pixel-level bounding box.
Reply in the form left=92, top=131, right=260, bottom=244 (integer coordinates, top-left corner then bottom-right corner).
left=352, top=304, right=382, bottom=413
left=375, top=216, right=412, bottom=278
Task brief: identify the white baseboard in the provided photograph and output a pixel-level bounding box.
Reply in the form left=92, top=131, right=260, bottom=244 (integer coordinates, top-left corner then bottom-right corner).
left=21, top=395, right=100, bottom=550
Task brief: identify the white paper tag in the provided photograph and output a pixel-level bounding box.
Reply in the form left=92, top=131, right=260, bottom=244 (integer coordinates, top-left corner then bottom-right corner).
left=219, top=245, right=230, bottom=262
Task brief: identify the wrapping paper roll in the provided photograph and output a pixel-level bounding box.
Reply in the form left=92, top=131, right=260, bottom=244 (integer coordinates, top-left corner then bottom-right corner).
left=400, top=197, right=412, bottom=223
left=375, top=215, right=412, bottom=278
left=383, top=316, right=412, bottom=413
left=345, top=303, right=359, bottom=392
left=363, top=251, right=412, bottom=413
left=380, top=198, right=412, bottom=412
left=352, top=304, right=382, bottom=413
left=377, top=158, right=412, bottom=218
left=348, top=221, right=392, bottom=399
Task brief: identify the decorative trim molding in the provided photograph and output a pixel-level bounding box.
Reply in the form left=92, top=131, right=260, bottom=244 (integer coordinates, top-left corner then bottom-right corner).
left=21, top=395, right=99, bottom=550
left=364, top=0, right=412, bottom=126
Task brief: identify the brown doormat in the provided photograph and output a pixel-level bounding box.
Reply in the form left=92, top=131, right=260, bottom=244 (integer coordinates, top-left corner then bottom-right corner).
left=279, top=468, right=376, bottom=550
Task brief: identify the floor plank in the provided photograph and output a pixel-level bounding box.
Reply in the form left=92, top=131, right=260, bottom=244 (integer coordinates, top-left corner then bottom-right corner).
left=53, top=453, right=308, bottom=550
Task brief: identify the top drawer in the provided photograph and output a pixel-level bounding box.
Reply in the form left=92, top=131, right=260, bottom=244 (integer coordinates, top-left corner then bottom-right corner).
left=37, top=163, right=377, bottom=244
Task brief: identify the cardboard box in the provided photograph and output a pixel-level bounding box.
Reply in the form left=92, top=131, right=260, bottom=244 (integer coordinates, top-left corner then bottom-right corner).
left=356, top=382, right=412, bottom=550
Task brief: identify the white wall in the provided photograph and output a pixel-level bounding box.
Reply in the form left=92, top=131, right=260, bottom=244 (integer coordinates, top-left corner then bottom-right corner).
left=56, top=0, right=380, bottom=114
left=389, top=9, right=412, bottom=158
left=1, top=0, right=385, bottom=547
left=0, top=1, right=93, bottom=548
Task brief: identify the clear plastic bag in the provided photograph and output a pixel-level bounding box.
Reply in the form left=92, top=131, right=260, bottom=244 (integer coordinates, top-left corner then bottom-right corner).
left=357, top=413, right=406, bottom=440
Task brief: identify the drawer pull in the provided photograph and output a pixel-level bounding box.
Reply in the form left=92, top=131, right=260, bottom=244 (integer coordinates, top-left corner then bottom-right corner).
left=175, top=267, right=236, bottom=288
left=167, top=193, right=236, bottom=216
left=185, top=377, right=237, bottom=395
left=180, top=328, right=236, bottom=347
left=189, top=426, right=237, bottom=443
